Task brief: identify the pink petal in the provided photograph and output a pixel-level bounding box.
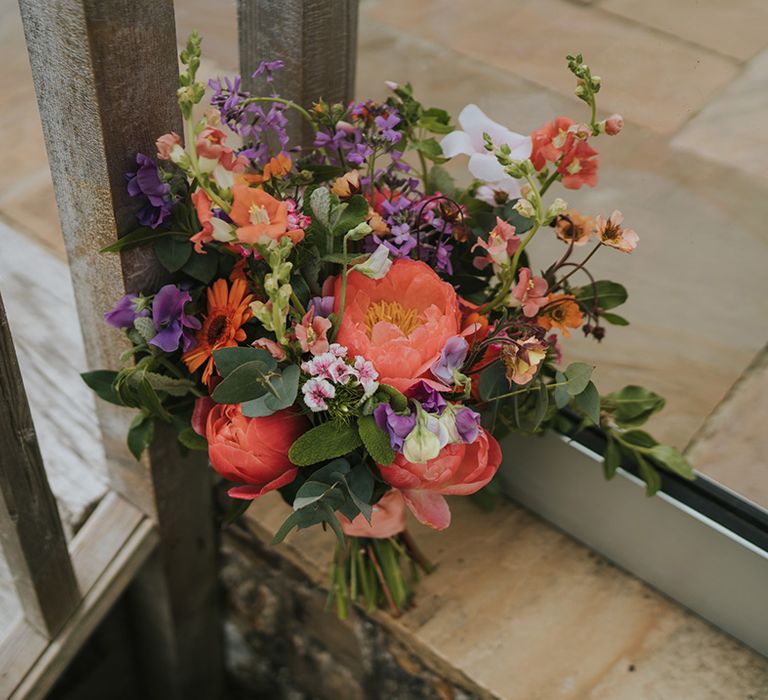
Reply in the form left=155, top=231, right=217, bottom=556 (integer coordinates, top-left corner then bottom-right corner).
left=402, top=490, right=451, bottom=530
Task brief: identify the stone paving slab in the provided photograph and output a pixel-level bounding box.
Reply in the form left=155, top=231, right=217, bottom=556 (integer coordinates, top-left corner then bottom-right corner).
left=365, top=0, right=740, bottom=134
left=599, top=0, right=768, bottom=62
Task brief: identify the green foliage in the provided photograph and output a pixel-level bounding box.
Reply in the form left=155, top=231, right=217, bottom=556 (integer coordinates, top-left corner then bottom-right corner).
left=99, top=228, right=190, bottom=254
left=182, top=249, right=218, bottom=283
left=375, top=384, right=409, bottom=412
left=358, top=415, right=395, bottom=465
left=573, top=380, right=600, bottom=424
left=178, top=427, right=208, bottom=450
left=127, top=413, right=154, bottom=460
left=241, top=365, right=300, bottom=417
left=601, top=312, right=629, bottom=326
left=211, top=360, right=274, bottom=403
left=554, top=362, right=594, bottom=408
left=81, top=370, right=124, bottom=406
left=602, top=438, right=621, bottom=480
left=288, top=421, right=363, bottom=467
left=213, top=347, right=277, bottom=378
left=572, top=280, right=628, bottom=311
left=155, top=237, right=193, bottom=272
left=479, top=362, right=509, bottom=402
left=601, top=385, right=665, bottom=427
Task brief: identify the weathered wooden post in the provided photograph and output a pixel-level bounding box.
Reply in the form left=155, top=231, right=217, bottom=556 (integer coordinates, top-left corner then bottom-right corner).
left=237, top=0, right=359, bottom=145
left=17, top=1, right=222, bottom=697
left=0, top=293, right=80, bottom=638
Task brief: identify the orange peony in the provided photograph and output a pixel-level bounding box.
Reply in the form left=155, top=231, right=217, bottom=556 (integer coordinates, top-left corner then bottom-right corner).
left=206, top=404, right=308, bottom=499
left=339, top=490, right=406, bottom=539
left=334, top=259, right=462, bottom=392
left=229, top=184, right=304, bottom=246
left=378, top=429, right=502, bottom=530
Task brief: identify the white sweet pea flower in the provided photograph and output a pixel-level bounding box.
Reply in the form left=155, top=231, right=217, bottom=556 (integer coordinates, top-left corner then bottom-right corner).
left=210, top=217, right=236, bottom=242
left=352, top=244, right=392, bottom=280
left=441, top=104, right=532, bottom=199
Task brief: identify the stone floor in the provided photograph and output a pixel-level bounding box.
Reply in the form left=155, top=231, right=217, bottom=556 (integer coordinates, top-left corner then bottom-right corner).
left=2, top=0, right=767, bottom=504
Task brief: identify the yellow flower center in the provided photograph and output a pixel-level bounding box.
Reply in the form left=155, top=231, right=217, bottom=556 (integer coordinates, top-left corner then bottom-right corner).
left=364, top=300, right=424, bottom=337
left=248, top=203, right=271, bottom=225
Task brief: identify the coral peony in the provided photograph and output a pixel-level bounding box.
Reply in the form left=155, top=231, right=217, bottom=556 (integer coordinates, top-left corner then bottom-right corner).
left=334, top=259, right=462, bottom=392
left=378, top=428, right=501, bottom=530
left=339, top=490, right=407, bottom=539
left=206, top=404, right=308, bottom=499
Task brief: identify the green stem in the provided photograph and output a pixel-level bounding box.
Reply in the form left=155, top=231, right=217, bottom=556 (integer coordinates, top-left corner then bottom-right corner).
left=488, top=380, right=569, bottom=403
left=332, top=234, right=351, bottom=342
left=291, top=290, right=307, bottom=317
left=538, top=170, right=560, bottom=197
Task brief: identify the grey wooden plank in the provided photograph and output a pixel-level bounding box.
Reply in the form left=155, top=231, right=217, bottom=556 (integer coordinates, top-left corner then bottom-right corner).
left=238, top=0, right=359, bottom=145
left=17, top=1, right=222, bottom=696
left=0, top=290, right=80, bottom=637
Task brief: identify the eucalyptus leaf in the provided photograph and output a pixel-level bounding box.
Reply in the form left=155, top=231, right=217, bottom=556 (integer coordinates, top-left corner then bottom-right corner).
left=563, top=362, right=593, bottom=396
left=210, top=360, right=274, bottom=404
left=241, top=364, right=300, bottom=417
left=574, top=381, right=600, bottom=425
left=213, top=347, right=277, bottom=378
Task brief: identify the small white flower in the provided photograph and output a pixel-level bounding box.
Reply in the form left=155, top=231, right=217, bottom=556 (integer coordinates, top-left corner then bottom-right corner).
left=441, top=104, right=531, bottom=199
left=328, top=358, right=355, bottom=385
left=304, top=352, right=336, bottom=379
left=353, top=356, right=379, bottom=398
left=302, top=377, right=336, bottom=412
left=352, top=244, right=392, bottom=280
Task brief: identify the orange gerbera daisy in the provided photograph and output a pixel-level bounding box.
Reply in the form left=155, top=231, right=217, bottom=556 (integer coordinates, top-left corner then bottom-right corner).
left=536, top=294, right=583, bottom=337
left=183, top=278, right=254, bottom=384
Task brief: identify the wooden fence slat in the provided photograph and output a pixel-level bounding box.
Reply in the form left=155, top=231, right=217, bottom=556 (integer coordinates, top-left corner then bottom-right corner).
left=17, top=1, right=222, bottom=696
left=0, top=292, right=80, bottom=637
left=237, top=0, right=359, bottom=145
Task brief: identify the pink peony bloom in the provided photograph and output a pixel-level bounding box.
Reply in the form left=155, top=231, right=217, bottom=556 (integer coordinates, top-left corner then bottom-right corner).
left=378, top=428, right=502, bottom=530
left=295, top=308, right=332, bottom=356
left=334, top=259, right=462, bottom=392
left=472, top=217, right=520, bottom=272
left=512, top=267, right=549, bottom=317
left=206, top=405, right=308, bottom=499
left=596, top=210, right=638, bottom=253
left=339, top=490, right=406, bottom=539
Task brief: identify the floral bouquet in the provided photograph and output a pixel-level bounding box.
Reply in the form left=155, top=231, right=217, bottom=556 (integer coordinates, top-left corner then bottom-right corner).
left=84, top=34, right=693, bottom=618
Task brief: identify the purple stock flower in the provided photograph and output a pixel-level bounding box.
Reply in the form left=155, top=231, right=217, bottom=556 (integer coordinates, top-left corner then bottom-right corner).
left=149, top=285, right=202, bottom=353
left=252, top=60, right=285, bottom=83
left=407, top=380, right=446, bottom=414
left=431, top=335, right=469, bottom=384
left=104, top=294, right=148, bottom=329
left=125, top=154, right=173, bottom=229
left=375, top=113, right=402, bottom=144
left=374, top=404, right=416, bottom=453
left=309, top=295, right=335, bottom=318
left=455, top=407, right=481, bottom=444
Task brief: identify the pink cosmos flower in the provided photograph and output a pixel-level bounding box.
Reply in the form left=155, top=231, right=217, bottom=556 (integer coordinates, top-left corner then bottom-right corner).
left=301, top=377, right=336, bottom=412
left=596, top=210, right=638, bottom=253
left=295, top=308, right=331, bottom=356
left=512, top=267, right=549, bottom=317
left=472, top=217, right=520, bottom=272
left=378, top=428, right=502, bottom=530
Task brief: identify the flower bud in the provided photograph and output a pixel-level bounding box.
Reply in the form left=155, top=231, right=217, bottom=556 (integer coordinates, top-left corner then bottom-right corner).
left=605, top=113, right=624, bottom=136
left=352, top=244, right=392, bottom=280
left=513, top=198, right=536, bottom=218
left=403, top=417, right=442, bottom=464
left=544, top=197, right=568, bottom=221
left=384, top=80, right=399, bottom=91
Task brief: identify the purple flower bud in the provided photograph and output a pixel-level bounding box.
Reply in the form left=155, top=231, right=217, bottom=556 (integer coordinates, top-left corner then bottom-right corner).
left=430, top=335, right=469, bottom=385
left=407, top=380, right=446, bottom=414
left=455, top=407, right=481, bottom=444
left=125, top=153, right=173, bottom=229
left=309, top=295, right=335, bottom=318
left=374, top=404, right=416, bottom=454
left=104, top=294, right=148, bottom=329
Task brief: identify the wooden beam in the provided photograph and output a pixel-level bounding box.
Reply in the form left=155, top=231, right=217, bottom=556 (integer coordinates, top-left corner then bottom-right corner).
left=17, top=1, right=222, bottom=696
left=0, top=293, right=80, bottom=638
left=237, top=0, right=359, bottom=145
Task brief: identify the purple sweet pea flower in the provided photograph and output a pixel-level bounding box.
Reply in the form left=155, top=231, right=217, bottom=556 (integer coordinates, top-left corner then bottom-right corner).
left=125, top=153, right=173, bottom=229
left=309, top=295, right=335, bottom=318
left=431, top=335, right=469, bottom=385
left=455, top=407, right=481, bottom=444
left=149, top=284, right=202, bottom=353
left=252, top=60, right=285, bottom=83
left=407, top=380, right=447, bottom=414
left=374, top=404, right=417, bottom=453
left=104, top=294, right=148, bottom=329
left=375, top=113, right=402, bottom=144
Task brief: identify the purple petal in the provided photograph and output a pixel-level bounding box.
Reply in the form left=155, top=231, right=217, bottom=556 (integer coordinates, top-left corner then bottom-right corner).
left=455, top=407, right=481, bottom=444
left=150, top=321, right=183, bottom=352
